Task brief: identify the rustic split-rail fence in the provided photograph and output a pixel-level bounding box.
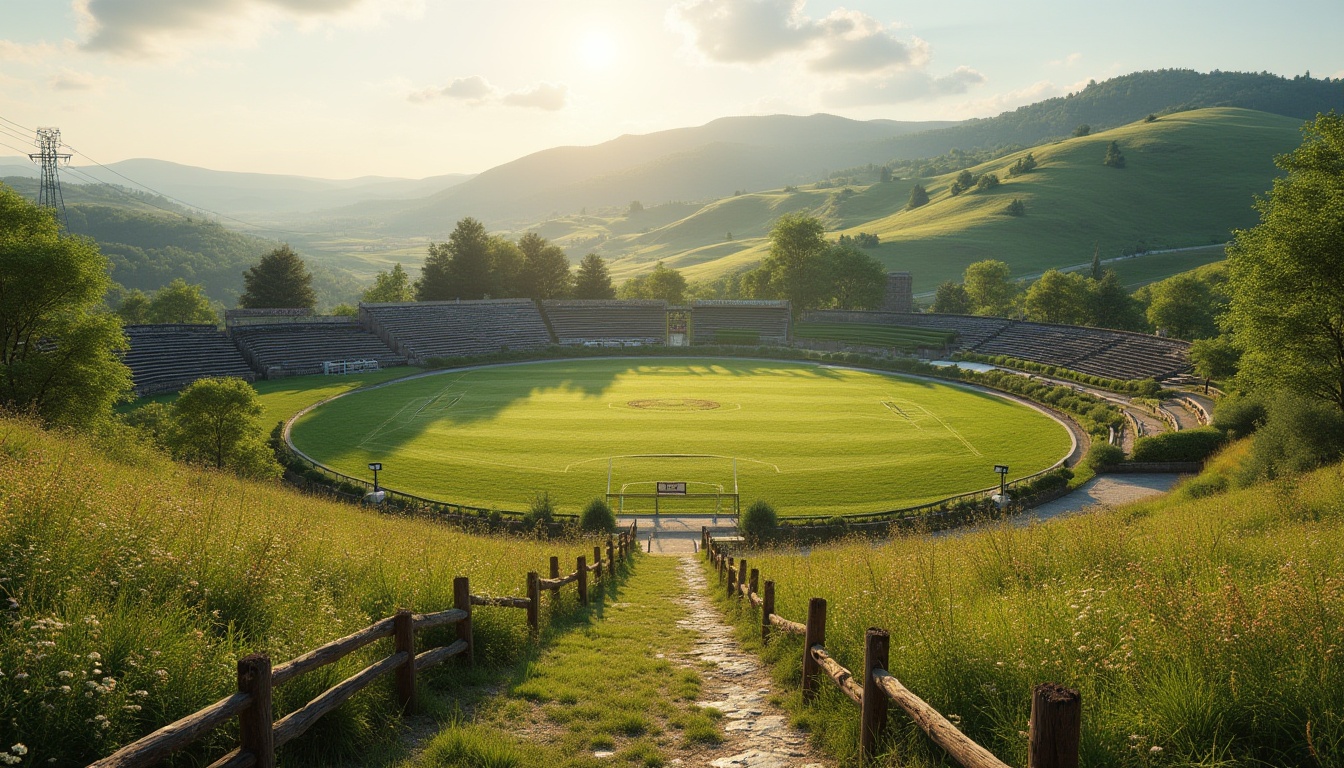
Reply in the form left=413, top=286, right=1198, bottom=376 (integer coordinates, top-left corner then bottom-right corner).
left=704, top=531, right=1083, bottom=768
left=87, top=524, right=639, bottom=768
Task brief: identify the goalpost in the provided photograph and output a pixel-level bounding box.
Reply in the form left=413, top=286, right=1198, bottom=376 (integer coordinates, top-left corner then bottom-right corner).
left=604, top=454, right=740, bottom=517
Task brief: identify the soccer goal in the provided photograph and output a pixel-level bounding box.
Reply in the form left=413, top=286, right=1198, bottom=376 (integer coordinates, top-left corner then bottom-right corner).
left=604, top=454, right=740, bottom=517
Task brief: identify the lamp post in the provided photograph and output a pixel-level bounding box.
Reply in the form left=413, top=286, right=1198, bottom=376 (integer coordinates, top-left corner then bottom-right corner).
left=369, top=462, right=382, bottom=492
left=993, top=464, right=1009, bottom=498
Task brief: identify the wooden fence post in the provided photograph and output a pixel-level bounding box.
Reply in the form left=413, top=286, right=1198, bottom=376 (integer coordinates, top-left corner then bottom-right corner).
left=527, top=572, right=540, bottom=633
left=737, top=558, right=748, bottom=598
left=453, top=576, right=473, bottom=665
left=749, top=568, right=759, bottom=601
left=237, top=654, right=274, bottom=768
left=577, top=556, right=588, bottom=604
left=594, top=545, right=603, bottom=581
left=860, top=628, right=890, bottom=764
left=702, top=526, right=708, bottom=553
left=761, top=580, right=774, bottom=642
left=727, top=557, right=736, bottom=598
left=801, top=597, right=827, bottom=704
left=549, top=556, right=560, bottom=599
left=1028, top=683, right=1081, bottom=768
left=394, top=610, right=416, bottom=713
left=719, top=552, right=726, bottom=582
left=608, top=537, right=615, bottom=570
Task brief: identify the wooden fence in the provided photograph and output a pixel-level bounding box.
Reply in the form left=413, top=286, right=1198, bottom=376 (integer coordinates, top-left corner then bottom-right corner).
left=704, top=535, right=1081, bottom=768
left=88, top=525, right=638, bottom=768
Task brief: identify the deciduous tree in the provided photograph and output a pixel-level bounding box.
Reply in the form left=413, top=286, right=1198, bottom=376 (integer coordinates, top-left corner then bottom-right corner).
left=963, top=259, right=1017, bottom=316
left=148, top=278, right=217, bottom=324
left=239, top=244, right=316, bottom=309
left=1024, top=269, right=1089, bottom=324
left=619, top=262, right=687, bottom=304
left=932, top=281, right=972, bottom=314
left=825, top=245, right=886, bottom=310
left=517, top=232, right=574, bottom=299
left=1145, top=272, right=1217, bottom=340
left=362, top=263, right=414, bottom=303
left=169, top=377, right=280, bottom=478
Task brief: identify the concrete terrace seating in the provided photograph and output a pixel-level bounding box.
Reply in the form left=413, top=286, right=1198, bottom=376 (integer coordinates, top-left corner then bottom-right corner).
left=361, top=299, right=552, bottom=362
left=805, top=311, right=1009, bottom=349
left=541, top=299, right=667, bottom=345
left=122, top=324, right=255, bottom=396
left=692, top=300, right=791, bottom=343
left=230, top=320, right=406, bottom=377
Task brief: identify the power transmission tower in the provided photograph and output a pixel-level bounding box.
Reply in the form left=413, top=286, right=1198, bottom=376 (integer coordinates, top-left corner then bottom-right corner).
left=28, top=127, right=72, bottom=225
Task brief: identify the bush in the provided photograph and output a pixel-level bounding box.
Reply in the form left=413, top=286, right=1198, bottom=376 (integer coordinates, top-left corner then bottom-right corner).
left=1212, top=392, right=1267, bottom=439
left=1130, top=427, right=1226, bottom=463
left=580, top=497, right=616, bottom=533
left=1084, top=442, right=1125, bottom=471
left=1240, top=394, right=1344, bottom=482
left=522, top=491, right=556, bottom=528
left=740, top=500, right=779, bottom=543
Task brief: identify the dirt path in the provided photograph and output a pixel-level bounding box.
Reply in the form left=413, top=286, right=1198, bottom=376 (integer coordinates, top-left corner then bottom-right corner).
left=673, top=556, right=830, bottom=768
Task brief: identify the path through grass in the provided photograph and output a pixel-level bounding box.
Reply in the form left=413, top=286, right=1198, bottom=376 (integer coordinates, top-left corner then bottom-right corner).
left=407, top=557, right=723, bottom=768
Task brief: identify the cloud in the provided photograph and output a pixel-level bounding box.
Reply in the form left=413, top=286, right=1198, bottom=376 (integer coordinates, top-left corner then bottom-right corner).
left=671, top=0, right=984, bottom=105
left=0, top=39, right=76, bottom=64
left=74, top=0, right=413, bottom=57
left=1050, top=52, right=1083, bottom=68
left=823, top=66, right=987, bottom=107
left=409, top=77, right=568, bottom=111
left=49, top=68, right=115, bottom=91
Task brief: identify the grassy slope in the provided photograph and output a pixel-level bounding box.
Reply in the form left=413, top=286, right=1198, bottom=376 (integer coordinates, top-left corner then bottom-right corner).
left=717, top=461, right=1344, bottom=767
left=408, top=557, right=722, bottom=768
left=569, top=108, right=1295, bottom=291
left=289, top=358, right=1071, bottom=517
left=0, top=417, right=593, bottom=766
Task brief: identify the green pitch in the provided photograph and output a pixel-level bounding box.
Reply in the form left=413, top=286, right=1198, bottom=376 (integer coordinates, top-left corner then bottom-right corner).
left=289, top=358, right=1072, bottom=516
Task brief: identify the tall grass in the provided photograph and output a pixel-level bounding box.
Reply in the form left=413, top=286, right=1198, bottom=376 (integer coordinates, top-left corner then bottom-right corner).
left=0, top=417, right=593, bottom=767
left=722, top=462, right=1344, bottom=767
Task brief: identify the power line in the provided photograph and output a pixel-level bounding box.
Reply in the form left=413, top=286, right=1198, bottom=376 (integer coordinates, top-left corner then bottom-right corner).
left=59, top=164, right=200, bottom=220
left=0, top=139, right=37, bottom=158
left=0, top=124, right=37, bottom=149
left=0, top=114, right=35, bottom=135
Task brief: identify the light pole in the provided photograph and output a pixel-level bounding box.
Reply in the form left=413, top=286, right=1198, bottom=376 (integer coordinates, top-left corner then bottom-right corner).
left=993, top=464, right=1009, bottom=501
left=369, top=462, right=382, bottom=492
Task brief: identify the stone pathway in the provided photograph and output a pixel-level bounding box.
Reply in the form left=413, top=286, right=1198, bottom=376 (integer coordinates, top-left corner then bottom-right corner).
left=672, top=556, right=830, bottom=768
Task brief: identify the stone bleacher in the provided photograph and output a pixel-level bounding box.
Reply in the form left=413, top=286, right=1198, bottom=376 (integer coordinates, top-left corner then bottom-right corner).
left=692, top=300, right=791, bottom=343
left=805, top=310, right=1190, bottom=380
left=361, top=299, right=553, bottom=362
left=122, top=324, right=255, bottom=396
left=230, top=319, right=407, bottom=377
left=541, top=300, right=667, bottom=345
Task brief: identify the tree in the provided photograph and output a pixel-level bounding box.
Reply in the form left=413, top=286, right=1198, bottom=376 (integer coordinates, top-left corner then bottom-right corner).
left=115, top=289, right=152, bottom=324
left=417, top=218, right=492, bottom=300
left=239, top=245, right=316, bottom=309
left=627, top=200, right=644, bottom=216
left=0, top=184, right=131, bottom=427
left=1085, top=269, right=1144, bottom=330
left=1189, top=336, right=1240, bottom=394
left=1006, top=153, right=1037, bottom=177
left=169, top=377, right=280, bottom=478
left=879, top=166, right=893, bottom=183
left=1104, top=141, right=1127, bottom=168
left=1145, top=273, right=1217, bottom=340
left=149, top=279, right=217, bottom=324
left=1004, top=198, right=1026, bottom=216
left=517, top=232, right=573, bottom=299
left=752, top=212, right=831, bottom=312
left=362, top=263, right=414, bottom=303
left=975, top=172, right=1000, bottom=191
left=949, top=170, right=974, bottom=196
left=907, top=184, right=930, bottom=209
left=1227, top=112, right=1344, bottom=414
left=620, top=262, right=687, bottom=304
left=932, top=281, right=972, bottom=314
left=963, top=260, right=1017, bottom=316
left=1089, top=245, right=1102, bottom=280
left=826, top=245, right=886, bottom=310
left=1023, top=269, right=1089, bottom=324
left=573, top=253, right=616, bottom=299
left=1073, top=124, right=1091, bottom=137
left=487, top=236, right=525, bottom=298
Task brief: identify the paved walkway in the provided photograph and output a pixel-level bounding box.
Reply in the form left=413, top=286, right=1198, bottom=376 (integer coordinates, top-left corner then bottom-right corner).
left=675, top=556, right=830, bottom=768
left=1016, top=473, right=1182, bottom=525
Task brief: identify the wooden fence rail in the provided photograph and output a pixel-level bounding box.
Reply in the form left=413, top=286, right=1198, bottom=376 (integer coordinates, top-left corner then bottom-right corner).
left=704, top=534, right=1080, bottom=768
left=88, top=524, right=637, bottom=768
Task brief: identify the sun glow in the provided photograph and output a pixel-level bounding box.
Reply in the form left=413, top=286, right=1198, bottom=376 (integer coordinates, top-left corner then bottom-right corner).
left=579, top=29, right=617, bottom=69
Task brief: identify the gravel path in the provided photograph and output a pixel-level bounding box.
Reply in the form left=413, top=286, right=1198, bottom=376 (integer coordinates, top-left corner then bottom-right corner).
left=1017, top=473, right=1183, bottom=525
left=674, top=556, right=831, bottom=768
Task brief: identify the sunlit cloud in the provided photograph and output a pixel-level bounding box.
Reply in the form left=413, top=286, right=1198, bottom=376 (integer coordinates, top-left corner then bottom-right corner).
left=823, top=66, right=986, bottom=107
left=49, top=68, right=115, bottom=91
left=1050, top=52, right=1083, bottom=68
left=409, top=77, right=568, bottom=111
left=0, top=39, right=76, bottom=64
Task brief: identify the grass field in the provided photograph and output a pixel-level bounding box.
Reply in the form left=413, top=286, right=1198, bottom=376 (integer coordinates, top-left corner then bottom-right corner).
left=714, top=457, right=1344, bottom=767
left=289, top=358, right=1072, bottom=516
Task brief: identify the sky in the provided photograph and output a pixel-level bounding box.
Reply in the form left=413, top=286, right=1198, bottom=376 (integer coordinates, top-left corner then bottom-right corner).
left=1, top=0, right=1341, bottom=180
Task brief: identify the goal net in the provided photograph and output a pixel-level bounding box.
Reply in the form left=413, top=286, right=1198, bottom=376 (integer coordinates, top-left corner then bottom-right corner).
left=605, top=454, right=740, bottom=517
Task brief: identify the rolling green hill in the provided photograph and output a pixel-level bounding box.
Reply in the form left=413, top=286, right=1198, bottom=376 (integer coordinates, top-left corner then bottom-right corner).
left=576, top=108, right=1301, bottom=291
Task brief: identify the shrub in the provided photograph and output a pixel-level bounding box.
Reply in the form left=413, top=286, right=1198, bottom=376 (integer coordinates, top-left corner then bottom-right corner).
left=740, top=500, right=779, bottom=543
left=579, top=497, right=616, bottom=533
left=1130, top=427, right=1226, bottom=463
left=522, top=491, right=556, bottom=528
left=1084, top=442, right=1125, bottom=471
left=1239, top=394, right=1344, bottom=481
left=1213, top=392, right=1267, bottom=439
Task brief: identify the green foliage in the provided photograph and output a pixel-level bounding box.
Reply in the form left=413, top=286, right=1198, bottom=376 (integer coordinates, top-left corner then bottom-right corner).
left=418, top=217, right=491, bottom=301
left=949, top=169, right=975, bottom=196
left=1086, top=269, right=1145, bottom=331
left=1004, top=198, right=1026, bottom=217
left=1189, top=335, right=1240, bottom=390
left=1227, top=112, right=1344, bottom=413
left=740, top=500, right=779, bottom=542
left=1143, top=272, right=1219, bottom=339
left=1103, top=140, right=1127, bottom=168
left=1212, top=391, right=1267, bottom=439
left=1240, top=393, right=1344, bottom=481
left=1006, top=152, right=1038, bottom=177
left=974, top=172, right=1001, bottom=191
left=619, top=261, right=688, bottom=304
left=117, top=279, right=218, bottom=325
left=329, top=303, right=357, bottom=317
left=751, top=212, right=830, bottom=310
left=932, top=280, right=972, bottom=314
left=361, top=262, right=414, bottom=303
left=824, top=245, right=886, bottom=310
left=628, top=200, right=644, bottom=215
left=573, top=253, right=616, bottom=299
left=522, top=491, right=557, bottom=529
left=580, top=498, right=616, bottom=532
left=0, top=185, right=132, bottom=427
left=1083, top=441, right=1125, bottom=471
left=1023, top=269, right=1089, bottom=324
left=169, top=377, right=280, bottom=478
left=1073, top=123, right=1091, bottom=137
left=1130, top=427, right=1226, bottom=463
left=239, top=244, right=316, bottom=310
left=836, top=232, right=879, bottom=248
left=114, top=289, right=152, bottom=324
left=517, top=232, right=574, bottom=299
left=906, top=183, right=930, bottom=209
left=963, top=259, right=1017, bottom=316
